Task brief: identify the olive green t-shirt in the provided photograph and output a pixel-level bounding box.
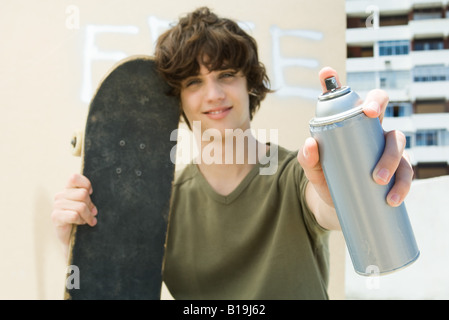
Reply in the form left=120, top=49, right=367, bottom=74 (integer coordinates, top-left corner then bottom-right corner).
left=163, top=145, right=330, bottom=299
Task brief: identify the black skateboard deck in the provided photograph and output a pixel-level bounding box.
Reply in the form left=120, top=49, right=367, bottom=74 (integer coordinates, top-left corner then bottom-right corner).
left=65, top=56, right=179, bottom=299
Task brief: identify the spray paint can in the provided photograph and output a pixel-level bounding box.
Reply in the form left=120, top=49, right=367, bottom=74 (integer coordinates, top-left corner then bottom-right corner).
left=309, top=77, right=419, bottom=276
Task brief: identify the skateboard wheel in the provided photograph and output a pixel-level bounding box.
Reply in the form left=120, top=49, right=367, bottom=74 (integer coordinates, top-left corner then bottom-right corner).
left=71, top=130, right=83, bottom=157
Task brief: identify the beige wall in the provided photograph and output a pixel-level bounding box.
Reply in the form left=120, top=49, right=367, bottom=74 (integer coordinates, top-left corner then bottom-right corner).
left=0, top=0, right=346, bottom=299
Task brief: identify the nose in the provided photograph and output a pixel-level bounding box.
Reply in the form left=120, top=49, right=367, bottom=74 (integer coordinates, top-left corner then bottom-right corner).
left=204, top=78, right=225, bottom=103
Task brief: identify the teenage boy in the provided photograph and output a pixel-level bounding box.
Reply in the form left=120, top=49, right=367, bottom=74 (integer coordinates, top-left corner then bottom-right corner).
left=52, top=7, right=412, bottom=299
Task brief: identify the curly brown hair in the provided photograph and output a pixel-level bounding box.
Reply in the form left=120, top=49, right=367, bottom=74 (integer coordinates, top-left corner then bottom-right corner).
left=155, top=7, right=272, bottom=128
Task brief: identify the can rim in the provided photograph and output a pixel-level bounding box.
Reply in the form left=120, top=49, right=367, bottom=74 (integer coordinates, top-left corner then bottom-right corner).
left=309, top=106, right=364, bottom=126
left=318, top=86, right=351, bottom=101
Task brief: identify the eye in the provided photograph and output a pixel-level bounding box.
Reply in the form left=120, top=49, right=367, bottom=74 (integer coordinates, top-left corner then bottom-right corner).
left=183, top=78, right=201, bottom=88
left=220, top=70, right=237, bottom=79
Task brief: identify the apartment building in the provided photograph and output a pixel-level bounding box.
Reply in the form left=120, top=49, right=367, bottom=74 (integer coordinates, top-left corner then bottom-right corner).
left=346, top=0, right=449, bottom=178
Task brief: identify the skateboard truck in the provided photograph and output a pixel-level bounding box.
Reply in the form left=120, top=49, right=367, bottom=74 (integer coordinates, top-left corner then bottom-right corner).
left=71, top=131, right=83, bottom=157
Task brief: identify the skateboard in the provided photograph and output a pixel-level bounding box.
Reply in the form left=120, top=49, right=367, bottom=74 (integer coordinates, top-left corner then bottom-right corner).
left=65, top=55, right=179, bottom=299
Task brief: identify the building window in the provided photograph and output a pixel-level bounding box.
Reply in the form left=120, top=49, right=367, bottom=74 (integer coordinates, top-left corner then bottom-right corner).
left=415, top=162, right=449, bottom=179
left=347, top=45, right=374, bottom=58
left=385, top=102, right=412, bottom=117
left=416, top=130, right=439, bottom=146
left=413, top=8, right=443, bottom=20
left=379, top=70, right=411, bottom=89
left=347, top=72, right=376, bottom=91
left=413, top=65, right=447, bottom=82
left=415, top=99, right=447, bottom=114
left=379, top=40, right=409, bottom=56
left=405, top=135, right=411, bottom=149
left=413, top=38, right=444, bottom=51
left=379, top=15, right=409, bottom=27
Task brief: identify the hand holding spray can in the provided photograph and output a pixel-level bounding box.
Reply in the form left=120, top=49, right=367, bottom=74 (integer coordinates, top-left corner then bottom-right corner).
left=309, top=77, right=419, bottom=276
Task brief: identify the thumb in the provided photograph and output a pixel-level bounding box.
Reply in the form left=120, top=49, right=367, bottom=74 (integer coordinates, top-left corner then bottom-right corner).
left=298, top=137, right=334, bottom=207
left=297, top=137, right=322, bottom=184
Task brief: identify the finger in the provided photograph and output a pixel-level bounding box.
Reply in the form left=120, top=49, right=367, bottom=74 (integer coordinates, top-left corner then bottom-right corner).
left=53, top=196, right=97, bottom=227
left=66, top=173, right=93, bottom=195
left=60, top=188, right=97, bottom=213
left=73, top=198, right=97, bottom=226
left=318, top=67, right=342, bottom=93
left=52, top=208, right=88, bottom=226
left=372, top=130, right=406, bottom=185
left=52, top=204, right=87, bottom=231
left=386, top=157, right=414, bottom=207
left=361, top=89, right=389, bottom=123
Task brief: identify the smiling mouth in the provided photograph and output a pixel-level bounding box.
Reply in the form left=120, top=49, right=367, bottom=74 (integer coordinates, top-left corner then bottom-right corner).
left=203, top=107, right=233, bottom=115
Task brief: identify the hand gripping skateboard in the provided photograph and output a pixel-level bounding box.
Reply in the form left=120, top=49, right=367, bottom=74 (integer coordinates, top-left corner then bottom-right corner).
left=66, top=56, right=179, bottom=299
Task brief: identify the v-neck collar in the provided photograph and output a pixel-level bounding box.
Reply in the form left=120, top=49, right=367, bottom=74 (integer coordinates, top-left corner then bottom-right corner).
left=191, top=143, right=278, bottom=205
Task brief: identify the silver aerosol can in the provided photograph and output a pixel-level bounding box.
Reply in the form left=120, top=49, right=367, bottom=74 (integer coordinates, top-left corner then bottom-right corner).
left=309, top=77, right=419, bottom=276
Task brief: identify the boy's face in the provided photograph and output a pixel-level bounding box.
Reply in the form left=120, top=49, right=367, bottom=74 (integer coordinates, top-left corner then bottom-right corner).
left=180, top=63, right=251, bottom=136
